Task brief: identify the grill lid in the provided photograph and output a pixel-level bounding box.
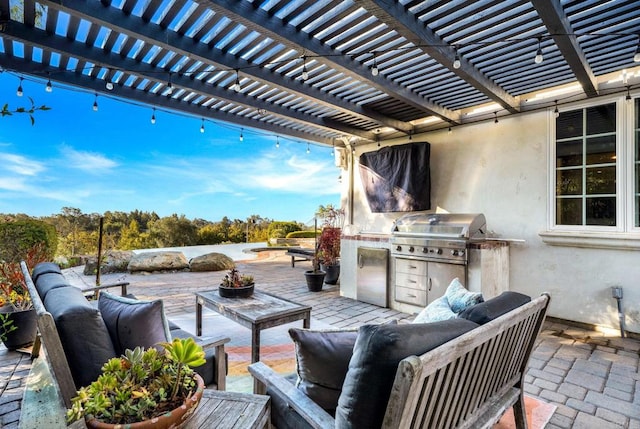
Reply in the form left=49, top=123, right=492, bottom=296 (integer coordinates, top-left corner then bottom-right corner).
left=391, top=213, right=487, bottom=239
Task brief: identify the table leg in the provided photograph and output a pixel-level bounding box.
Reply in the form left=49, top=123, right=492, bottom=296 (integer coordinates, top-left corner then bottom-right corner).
left=251, top=326, right=260, bottom=363
left=196, top=297, right=203, bottom=337
left=303, top=311, right=311, bottom=329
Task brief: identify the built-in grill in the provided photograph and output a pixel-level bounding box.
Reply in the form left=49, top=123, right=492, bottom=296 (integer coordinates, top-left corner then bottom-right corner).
left=391, top=213, right=487, bottom=263
left=389, top=213, right=487, bottom=307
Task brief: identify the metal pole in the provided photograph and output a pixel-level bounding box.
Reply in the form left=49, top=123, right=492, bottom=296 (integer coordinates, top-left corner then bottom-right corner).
left=96, top=217, right=104, bottom=286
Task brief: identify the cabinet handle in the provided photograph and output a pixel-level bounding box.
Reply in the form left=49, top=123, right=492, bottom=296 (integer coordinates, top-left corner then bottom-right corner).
left=358, top=254, right=364, bottom=268
left=409, top=265, right=417, bottom=269
left=428, top=278, right=432, bottom=291
left=407, top=294, right=417, bottom=298
left=408, top=279, right=417, bottom=283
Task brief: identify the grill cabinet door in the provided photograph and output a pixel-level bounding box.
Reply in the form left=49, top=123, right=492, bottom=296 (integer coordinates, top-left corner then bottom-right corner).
left=427, top=262, right=466, bottom=304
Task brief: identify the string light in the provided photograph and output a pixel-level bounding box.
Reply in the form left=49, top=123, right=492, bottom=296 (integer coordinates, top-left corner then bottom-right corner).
left=45, top=77, right=52, bottom=92
left=554, top=100, right=559, bottom=118
left=167, top=73, right=173, bottom=95
left=635, top=36, right=640, bottom=62
left=301, top=56, right=308, bottom=81
left=453, top=46, right=461, bottom=69
left=92, top=93, right=98, bottom=111
left=494, top=111, right=499, bottom=123
left=409, top=130, right=413, bottom=141
left=232, top=69, right=241, bottom=92
left=306, top=142, right=310, bottom=154
left=16, top=77, right=23, bottom=97
left=371, top=52, right=379, bottom=76
left=200, top=118, right=205, bottom=133
left=448, top=126, right=452, bottom=134
left=276, top=136, right=280, bottom=148
left=626, top=86, right=632, bottom=104
left=239, top=128, right=244, bottom=142
left=331, top=142, right=335, bottom=156
left=151, top=108, right=156, bottom=124
left=534, top=37, right=544, bottom=64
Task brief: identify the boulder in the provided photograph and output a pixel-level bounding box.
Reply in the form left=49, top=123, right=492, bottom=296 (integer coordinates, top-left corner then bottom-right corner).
left=84, top=250, right=134, bottom=275
left=127, top=251, right=189, bottom=272
left=189, top=253, right=235, bottom=272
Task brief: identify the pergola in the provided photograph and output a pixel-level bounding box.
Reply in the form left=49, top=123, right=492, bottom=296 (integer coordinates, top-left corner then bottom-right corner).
left=1, top=0, right=638, bottom=147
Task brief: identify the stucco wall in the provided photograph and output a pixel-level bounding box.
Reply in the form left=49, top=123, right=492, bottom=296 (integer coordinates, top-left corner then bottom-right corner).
left=343, top=110, right=639, bottom=334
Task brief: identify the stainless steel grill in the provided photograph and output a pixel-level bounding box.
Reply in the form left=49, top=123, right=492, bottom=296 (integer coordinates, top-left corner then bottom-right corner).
left=390, top=213, right=487, bottom=265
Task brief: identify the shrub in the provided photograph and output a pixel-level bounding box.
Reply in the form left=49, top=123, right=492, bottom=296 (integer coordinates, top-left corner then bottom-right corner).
left=0, top=220, right=57, bottom=262
left=267, top=221, right=301, bottom=239
left=286, top=230, right=319, bottom=239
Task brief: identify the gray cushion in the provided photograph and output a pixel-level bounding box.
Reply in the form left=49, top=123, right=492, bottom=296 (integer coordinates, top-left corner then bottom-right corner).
left=98, top=292, right=171, bottom=356
left=44, top=286, right=116, bottom=388
left=412, top=296, right=457, bottom=323
left=31, top=262, right=62, bottom=283
left=458, top=291, right=531, bottom=325
left=289, top=327, right=359, bottom=413
left=34, top=272, right=70, bottom=301
left=335, top=318, right=479, bottom=429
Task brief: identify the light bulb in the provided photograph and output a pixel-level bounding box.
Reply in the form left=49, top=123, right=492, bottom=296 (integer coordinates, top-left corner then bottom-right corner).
left=306, top=143, right=310, bottom=154
left=371, top=65, right=379, bottom=76
left=534, top=48, right=543, bottom=64
left=200, top=119, right=205, bottom=133
left=301, top=56, right=308, bottom=80
left=106, top=81, right=114, bottom=90
left=93, top=101, right=98, bottom=111
left=167, top=81, right=173, bottom=95
left=453, top=54, right=461, bottom=69
left=448, top=127, right=452, bottom=134
left=16, top=78, right=23, bottom=97
left=151, top=112, right=156, bottom=124
left=45, top=79, right=52, bottom=92
left=494, top=112, right=498, bottom=124
left=554, top=100, right=559, bottom=118
left=276, top=137, right=280, bottom=148
left=635, top=45, right=640, bottom=62
left=239, top=130, right=244, bottom=142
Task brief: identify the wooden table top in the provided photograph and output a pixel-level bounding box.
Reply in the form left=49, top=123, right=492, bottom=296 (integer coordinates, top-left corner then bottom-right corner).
left=184, top=389, right=270, bottom=429
left=196, top=289, right=311, bottom=323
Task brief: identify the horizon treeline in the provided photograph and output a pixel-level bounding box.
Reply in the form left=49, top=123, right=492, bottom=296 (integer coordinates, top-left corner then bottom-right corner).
left=0, top=207, right=306, bottom=258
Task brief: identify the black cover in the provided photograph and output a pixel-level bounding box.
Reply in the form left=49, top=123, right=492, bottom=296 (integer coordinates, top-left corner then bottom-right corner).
left=358, top=142, right=431, bottom=212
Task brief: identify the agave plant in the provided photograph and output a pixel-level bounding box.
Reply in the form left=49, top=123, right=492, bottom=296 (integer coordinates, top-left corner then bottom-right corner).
left=66, top=337, right=206, bottom=425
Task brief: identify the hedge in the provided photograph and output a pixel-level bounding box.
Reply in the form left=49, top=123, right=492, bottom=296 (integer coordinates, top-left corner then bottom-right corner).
left=0, top=220, right=58, bottom=262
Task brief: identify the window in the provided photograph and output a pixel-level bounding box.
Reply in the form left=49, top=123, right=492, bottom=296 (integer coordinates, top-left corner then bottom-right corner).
left=545, top=94, right=640, bottom=249
left=555, top=103, right=617, bottom=226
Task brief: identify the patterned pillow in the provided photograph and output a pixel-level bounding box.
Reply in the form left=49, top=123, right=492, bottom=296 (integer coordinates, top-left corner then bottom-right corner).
left=412, top=296, right=457, bottom=323
left=445, top=278, right=484, bottom=313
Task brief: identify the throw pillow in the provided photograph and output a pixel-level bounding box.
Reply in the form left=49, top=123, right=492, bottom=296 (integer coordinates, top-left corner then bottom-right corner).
left=335, top=318, right=479, bottom=429
left=445, top=277, right=484, bottom=313
left=458, top=291, right=531, bottom=325
left=412, top=296, right=457, bottom=323
left=289, top=327, right=359, bottom=413
left=98, top=291, right=171, bottom=356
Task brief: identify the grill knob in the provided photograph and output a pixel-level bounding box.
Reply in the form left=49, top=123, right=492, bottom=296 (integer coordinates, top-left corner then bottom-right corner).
left=422, top=247, right=428, bottom=253
left=409, top=246, right=415, bottom=252
left=451, top=250, right=458, bottom=256
left=436, top=248, right=442, bottom=255
left=396, top=245, right=402, bottom=252
left=459, top=249, right=465, bottom=256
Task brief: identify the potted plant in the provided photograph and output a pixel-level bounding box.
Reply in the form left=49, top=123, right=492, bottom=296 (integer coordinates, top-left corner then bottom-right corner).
left=219, top=268, right=255, bottom=298
left=316, top=205, right=344, bottom=285
left=66, top=337, right=206, bottom=429
left=304, top=217, right=326, bottom=292
left=0, top=243, right=49, bottom=349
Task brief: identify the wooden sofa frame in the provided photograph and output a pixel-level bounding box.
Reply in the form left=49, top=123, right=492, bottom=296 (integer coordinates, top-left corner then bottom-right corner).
left=249, top=293, right=550, bottom=429
left=21, top=261, right=230, bottom=409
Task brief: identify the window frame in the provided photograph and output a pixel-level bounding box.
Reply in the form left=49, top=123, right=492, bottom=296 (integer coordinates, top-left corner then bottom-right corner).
left=541, top=93, right=640, bottom=249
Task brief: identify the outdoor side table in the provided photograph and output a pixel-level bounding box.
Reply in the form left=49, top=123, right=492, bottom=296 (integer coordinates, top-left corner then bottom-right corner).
left=183, top=390, right=270, bottom=429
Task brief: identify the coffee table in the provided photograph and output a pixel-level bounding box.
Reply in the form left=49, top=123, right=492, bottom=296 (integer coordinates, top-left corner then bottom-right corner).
left=183, top=390, right=270, bottom=429
left=196, top=289, right=311, bottom=364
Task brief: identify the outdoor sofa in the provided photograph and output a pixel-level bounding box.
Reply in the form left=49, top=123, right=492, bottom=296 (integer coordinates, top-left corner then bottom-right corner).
left=21, top=261, right=230, bottom=409
left=249, top=290, right=550, bottom=429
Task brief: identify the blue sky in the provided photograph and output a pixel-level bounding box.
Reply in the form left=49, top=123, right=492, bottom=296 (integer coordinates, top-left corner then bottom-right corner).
left=0, top=72, right=341, bottom=223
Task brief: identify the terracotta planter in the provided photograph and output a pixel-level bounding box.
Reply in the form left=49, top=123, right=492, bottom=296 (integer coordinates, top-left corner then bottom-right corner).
left=0, top=307, right=37, bottom=350
left=219, top=283, right=255, bottom=298
left=304, top=270, right=326, bottom=292
left=320, top=263, right=340, bottom=285
left=86, top=373, right=204, bottom=429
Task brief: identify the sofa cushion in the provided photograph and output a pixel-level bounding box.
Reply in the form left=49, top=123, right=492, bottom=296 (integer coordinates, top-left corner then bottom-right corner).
left=44, top=286, right=116, bottom=388
left=34, top=272, right=70, bottom=301
left=31, top=262, right=62, bottom=283
left=412, top=296, right=457, bottom=323
left=289, top=327, right=359, bottom=413
left=445, top=277, right=484, bottom=313
left=335, top=318, right=479, bottom=429
left=458, top=291, right=531, bottom=325
left=98, top=292, right=171, bottom=356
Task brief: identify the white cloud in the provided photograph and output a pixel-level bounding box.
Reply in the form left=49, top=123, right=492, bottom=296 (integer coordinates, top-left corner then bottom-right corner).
left=59, top=145, right=118, bottom=173
left=0, top=153, right=45, bottom=176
